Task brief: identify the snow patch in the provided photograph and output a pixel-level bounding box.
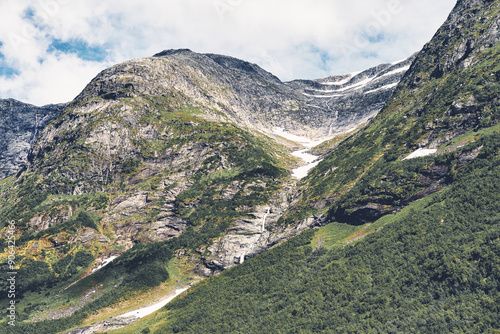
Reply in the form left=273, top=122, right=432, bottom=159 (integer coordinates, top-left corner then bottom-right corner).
left=379, top=65, right=410, bottom=78
left=290, top=148, right=322, bottom=180
left=273, top=127, right=332, bottom=148
left=334, top=76, right=376, bottom=92
left=91, top=256, right=118, bottom=274
left=364, top=83, right=398, bottom=95
left=118, top=287, right=189, bottom=319
left=273, top=127, right=356, bottom=180
left=292, top=160, right=321, bottom=180
left=402, top=149, right=437, bottom=160
left=302, top=92, right=343, bottom=98
left=292, top=149, right=318, bottom=163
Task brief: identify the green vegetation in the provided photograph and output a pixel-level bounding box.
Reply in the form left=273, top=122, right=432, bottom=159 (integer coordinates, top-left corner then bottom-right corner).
left=123, top=133, right=500, bottom=333
left=1, top=239, right=174, bottom=334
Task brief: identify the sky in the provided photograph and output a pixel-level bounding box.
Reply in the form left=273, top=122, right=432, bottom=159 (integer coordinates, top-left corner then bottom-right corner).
left=0, top=0, right=457, bottom=106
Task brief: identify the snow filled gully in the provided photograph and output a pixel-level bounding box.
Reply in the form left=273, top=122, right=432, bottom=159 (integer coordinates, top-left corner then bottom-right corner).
left=291, top=149, right=321, bottom=180
left=272, top=127, right=329, bottom=180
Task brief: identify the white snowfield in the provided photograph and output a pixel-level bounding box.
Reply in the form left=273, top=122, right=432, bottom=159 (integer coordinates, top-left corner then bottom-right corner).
left=292, top=160, right=321, bottom=179
left=273, top=127, right=359, bottom=180
left=118, top=287, right=189, bottom=319
left=364, top=82, right=399, bottom=95
left=402, top=148, right=438, bottom=160
left=291, top=149, right=321, bottom=179
left=273, top=127, right=336, bottom=180
left=91, top=255, right=118, bottom=273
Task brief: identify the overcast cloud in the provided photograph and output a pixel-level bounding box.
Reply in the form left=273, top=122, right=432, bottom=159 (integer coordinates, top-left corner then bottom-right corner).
left=0, top=0, right=457, bottom=106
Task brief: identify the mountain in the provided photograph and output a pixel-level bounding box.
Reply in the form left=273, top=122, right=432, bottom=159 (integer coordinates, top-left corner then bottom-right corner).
left=2, top=0, right=500, bottom=332
left=0, top=99, right=65, bottom=180
left=0, top=47, right=409, bottom=333
left=2, top=49, right=410, bottom=275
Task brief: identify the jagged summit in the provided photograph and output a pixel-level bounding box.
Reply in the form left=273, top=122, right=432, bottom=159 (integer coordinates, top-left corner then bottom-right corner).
left=68, top=48, right=411, bottom=141
left=153, top=48, right=194, bottom=57
left=154, top=49, right=281, bottom=82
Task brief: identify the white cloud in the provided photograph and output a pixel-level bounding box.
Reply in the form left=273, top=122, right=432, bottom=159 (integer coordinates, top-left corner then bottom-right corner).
left=0, top=0, right=457, bottom=105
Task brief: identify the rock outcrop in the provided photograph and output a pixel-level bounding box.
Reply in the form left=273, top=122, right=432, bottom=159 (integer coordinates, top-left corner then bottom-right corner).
left=0, top=99, right=65, bottom=179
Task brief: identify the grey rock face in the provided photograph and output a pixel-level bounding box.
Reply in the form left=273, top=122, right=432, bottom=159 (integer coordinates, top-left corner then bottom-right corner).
left=402, top=0, right=500, bottom=86
left=0, top=99, right=65, bottom=179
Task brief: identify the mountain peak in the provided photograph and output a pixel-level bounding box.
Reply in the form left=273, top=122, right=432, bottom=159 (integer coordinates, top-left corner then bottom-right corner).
left=152, top=48, right=194, bottom=57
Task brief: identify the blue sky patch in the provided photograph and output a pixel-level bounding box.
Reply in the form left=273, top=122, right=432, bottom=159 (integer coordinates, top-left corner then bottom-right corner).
left=361, top=32, right=386, bottom=44
left=0, top=58, right=19, bottom=78
left=0, top=43, right=19, bottom=78
left=308, top=45, right=333, bottom=71
left=48, top=38, right=108, bottom=62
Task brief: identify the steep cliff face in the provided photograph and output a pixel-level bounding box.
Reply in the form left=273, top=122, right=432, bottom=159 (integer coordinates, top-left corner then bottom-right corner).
left=0, top=99, right=64, bottom=180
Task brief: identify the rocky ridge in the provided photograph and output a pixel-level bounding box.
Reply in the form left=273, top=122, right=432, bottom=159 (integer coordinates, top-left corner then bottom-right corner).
left=287, top=55, right=415, bottom=135
left=0, top=99, right=65, bottom=179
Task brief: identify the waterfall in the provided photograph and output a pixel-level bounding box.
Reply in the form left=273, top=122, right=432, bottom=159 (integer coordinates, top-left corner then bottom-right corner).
left=262, top=207, right=270, bottom=232
left=239, top=253, right=245, bottom=264
left=31, top=112, right=39, bottom=145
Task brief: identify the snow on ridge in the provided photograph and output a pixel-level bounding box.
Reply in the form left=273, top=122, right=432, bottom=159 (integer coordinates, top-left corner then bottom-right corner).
left=332, top=65, right=409, bottom=93
left=364, top=83, right=399, bottom=95
left=320, top=71, right=362, bottom=86
left=302, top=92, right=343, bottom=98
left=402, top=148, right=437, bottom=160
left=334, top=76, right=375, bottom=92
left=305, top=65, right=408, bottom=97
left=391, top=58, right=408, bottom=65
left=378, top=65, right=410, bottom=79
